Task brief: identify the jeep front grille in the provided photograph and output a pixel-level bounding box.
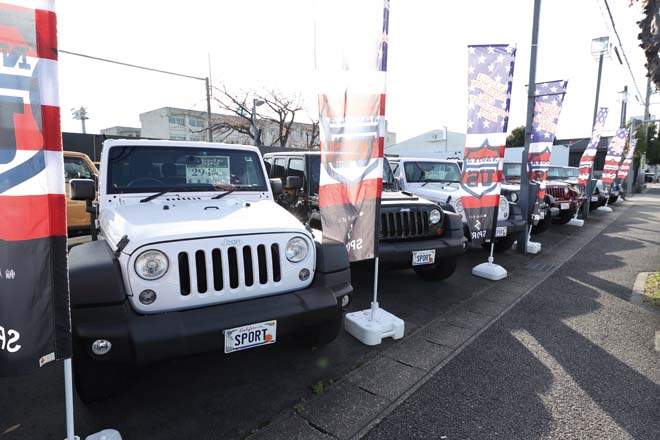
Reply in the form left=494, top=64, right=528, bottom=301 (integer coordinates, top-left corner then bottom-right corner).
left=546, top=186, right=568, bottom=201
left=380, top=209, right=430, bottom=240
left=177, top=244, right=282, bottom=295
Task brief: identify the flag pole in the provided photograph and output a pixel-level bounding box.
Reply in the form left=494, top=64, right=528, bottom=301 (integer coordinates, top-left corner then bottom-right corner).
left=64, top=359, right=78, bottom=440
left=370, top=257, right=380, bottom=321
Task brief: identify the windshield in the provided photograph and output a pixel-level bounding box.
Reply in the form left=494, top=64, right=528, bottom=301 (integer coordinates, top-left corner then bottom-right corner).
left=503, top=163, right=521, bottom=180
left=546, top=166, right=567, bottom=180
left=382, top=158, right=397, bottom=187
left=106, top=145, right=268, bottom=194
left=404, top=161, right=461, bottom=183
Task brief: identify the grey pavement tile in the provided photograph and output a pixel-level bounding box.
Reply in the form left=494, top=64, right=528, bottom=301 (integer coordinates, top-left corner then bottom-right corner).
left=481, top=287, right=525, bottom=305
left=438, top=308, right=493, bottom=329
left=298, top=381, right=390, bottom=440
left=424, top=320, right=477, bottom=348
left=383, top=333, right=454, bottom=370
left=347, top=355, right=425, bottom=400
left=463, top=296, right=510, bottom=316
left=248, top=413, right=333, bottom=440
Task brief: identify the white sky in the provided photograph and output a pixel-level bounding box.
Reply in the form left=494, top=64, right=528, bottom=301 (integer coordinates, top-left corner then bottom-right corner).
left=56, top=0, right=650, bottom=143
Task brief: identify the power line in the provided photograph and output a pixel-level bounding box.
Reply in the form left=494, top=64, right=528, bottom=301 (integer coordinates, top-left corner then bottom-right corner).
left=59, top=49, right=205, bottom=81
left=597, top=0, right=644, bottom=102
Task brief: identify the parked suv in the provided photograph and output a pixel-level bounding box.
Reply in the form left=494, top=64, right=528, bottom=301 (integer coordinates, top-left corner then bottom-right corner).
left=503, top=162, right=580, bottom=225
left=68, top=140, right=353, bottom=402
left=263, top=152, right=466, bottom=281
left=64, top=151, right=98, bottom=236
left=390, top=158, right=528, bottom=252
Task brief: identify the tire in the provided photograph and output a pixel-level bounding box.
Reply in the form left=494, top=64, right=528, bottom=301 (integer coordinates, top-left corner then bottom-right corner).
left=554, top=210, right=575, bottom=225
left=531, top=213, right=551, bottom=235
left=299, top=316, right=342, bottom=349
left=73, top=340, right=129, bottom=404
left=483, top=234, right=516, bottom=253
left=413, top=256, right=458, bottom=281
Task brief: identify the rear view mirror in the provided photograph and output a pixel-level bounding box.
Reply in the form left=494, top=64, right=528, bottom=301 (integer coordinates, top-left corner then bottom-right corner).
left=70, top=179, right=96, bottom=201
left=269, top=178, right=283, bottom=195
left=285, top=176, right=302, bottom=190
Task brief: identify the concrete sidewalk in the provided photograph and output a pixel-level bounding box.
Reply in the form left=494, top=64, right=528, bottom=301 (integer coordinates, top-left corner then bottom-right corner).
left=250, top=191, right=658, bottom=439
left=365, top=189, right=660, bottom=439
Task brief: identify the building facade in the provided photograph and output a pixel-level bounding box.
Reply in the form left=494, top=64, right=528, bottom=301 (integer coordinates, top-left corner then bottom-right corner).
left=385, top=128, right=465, bottom=158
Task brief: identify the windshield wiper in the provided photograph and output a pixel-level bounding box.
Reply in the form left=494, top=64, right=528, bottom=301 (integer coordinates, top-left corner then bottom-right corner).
left=212, top=189, right=235, bottom=200
left=140, top=191, right=170, bottom=203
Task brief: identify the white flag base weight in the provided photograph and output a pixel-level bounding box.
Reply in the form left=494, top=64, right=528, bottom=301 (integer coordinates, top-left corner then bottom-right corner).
left=344, top=303, right=405, bottom=346
left=526, top=241, right=542, bottom=254
left=472, top=243, right=507, bottom=280
left=567, top=218, right=585, bottom=227
left=85, top=430, right=123, bottom=440
left=597, top=205, right=613, bottom=212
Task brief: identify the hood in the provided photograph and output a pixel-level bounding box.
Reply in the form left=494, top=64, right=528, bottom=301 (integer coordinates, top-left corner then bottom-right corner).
left=381, top=189, right=438, bottom=207
left=101, top=197, right=307, bottom=254
left=402, top=182, right=462, bottom=204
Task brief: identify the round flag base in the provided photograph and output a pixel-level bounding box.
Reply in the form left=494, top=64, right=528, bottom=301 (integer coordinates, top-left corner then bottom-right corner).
left=597, top=206, right=613, bottom=213
left=344, top=305, right=405, bottom=346
left=472, top=261, right=507, bottom=281
left=526, top=241, right=542, bottom=254
left=84, top=429, right=123, bottom=440
left=568, top=218, right=585, bottom=227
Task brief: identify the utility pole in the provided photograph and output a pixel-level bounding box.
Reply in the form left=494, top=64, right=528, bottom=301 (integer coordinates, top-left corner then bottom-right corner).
left=619, top=85, right=628, bottom=128
left=638, top=76, right=652, bottom=190
left=206, top=77, right=213, bottom=142
left=516, top=0, right=541, bottom=254
left=71, top=106, right=89, bottom=134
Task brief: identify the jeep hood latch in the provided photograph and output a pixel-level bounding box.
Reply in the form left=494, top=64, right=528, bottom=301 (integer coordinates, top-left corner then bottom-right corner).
left=114, top=235, right=129, bottom=257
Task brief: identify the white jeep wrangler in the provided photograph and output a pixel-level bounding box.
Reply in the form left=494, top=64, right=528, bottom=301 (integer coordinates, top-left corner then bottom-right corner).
left=69, top=140, right=352, bottom=402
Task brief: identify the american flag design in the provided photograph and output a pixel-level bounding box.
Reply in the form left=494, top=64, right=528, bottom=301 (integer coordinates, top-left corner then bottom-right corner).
left=528, top=80, right=568, bottom=200
left=461, top=44, right=516, bottom=244
left=578, top=108, right=609, bottom=186
left=601, top=127, right=629, bottom=194
left=0, top=0, right=71, bottom=376
left=315, top=0, right=389, bottom=261
left=617, top=137, right=636, bottom=181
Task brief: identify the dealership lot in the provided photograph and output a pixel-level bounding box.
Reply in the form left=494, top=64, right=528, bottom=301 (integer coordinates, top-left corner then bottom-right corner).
left=0, top=200, right=638, bottom=440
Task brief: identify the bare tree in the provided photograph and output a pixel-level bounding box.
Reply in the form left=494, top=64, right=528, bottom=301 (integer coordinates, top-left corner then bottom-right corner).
left=305, top=119, right=320, bottom=149
left=211, top=85, right=306, bottom=147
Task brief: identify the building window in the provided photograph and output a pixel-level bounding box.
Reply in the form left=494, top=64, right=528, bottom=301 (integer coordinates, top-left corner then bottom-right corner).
left=168, top=116, right=184, bottom=125
left=170, top=135, right=186, bottom=140
left=189, top=119, right=205, bottom=128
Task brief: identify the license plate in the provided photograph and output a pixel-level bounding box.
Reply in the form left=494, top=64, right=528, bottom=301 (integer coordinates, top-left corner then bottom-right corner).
left=224, top=320, right=277, bottom=353
left=412, top=250, right=435, bottom=266
left=539, top=210, right=545, bottom=219
left=560, top=203, right=570, bottom=210
left=495, top=226, right=507, bottom=237
left=591, top=196, right=599, bottom=202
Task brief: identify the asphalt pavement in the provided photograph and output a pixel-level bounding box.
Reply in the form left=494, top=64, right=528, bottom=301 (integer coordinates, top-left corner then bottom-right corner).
left=365, top=187, right=660, bottom=440
left=0, top=191, right=654, bottom=440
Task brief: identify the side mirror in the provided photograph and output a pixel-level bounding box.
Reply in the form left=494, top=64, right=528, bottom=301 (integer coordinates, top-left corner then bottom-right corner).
left=269, top=178, right=283, bottom=195
left=70, top=178, right=96, bottom=201
left=285, top=176, right=302, bottom=190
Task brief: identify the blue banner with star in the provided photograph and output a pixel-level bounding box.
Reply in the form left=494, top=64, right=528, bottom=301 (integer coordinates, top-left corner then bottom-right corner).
left=528, top=80, right=568, bottom=200
left=460, top=44, right=516, bottom=245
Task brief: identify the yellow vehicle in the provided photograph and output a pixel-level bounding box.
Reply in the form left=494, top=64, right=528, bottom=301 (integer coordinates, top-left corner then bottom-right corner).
left=64, top=151, right=98, bottom=235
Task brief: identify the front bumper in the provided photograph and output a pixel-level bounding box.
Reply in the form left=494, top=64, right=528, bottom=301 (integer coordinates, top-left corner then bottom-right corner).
left=72, top=270, right=352, bottom=367
left=378, top=234, right=466, bottom=268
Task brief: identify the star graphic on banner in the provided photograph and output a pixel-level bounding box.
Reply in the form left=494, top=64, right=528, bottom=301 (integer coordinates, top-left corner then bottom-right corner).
left=468, top=120, right=474, bottom=128
left=468, top=65, right=475, bottom=74
left=494, top=75, right=501, bottom=82
left=478, top=55, right=486, bottom=63
left=540, top=82, right=547, bottom=88
left=487, top=46, right=495, bottom=54
left=468, top=47, right=476, bottom=54
left=483, top=120, right=490, bottom=128
left=550, top=86, right=558, bottom=93
left=544, top=132, right=551, bottom=138
left=496, top=54, right=504, bottom=63
left=488, top=63, right=495, bottom=72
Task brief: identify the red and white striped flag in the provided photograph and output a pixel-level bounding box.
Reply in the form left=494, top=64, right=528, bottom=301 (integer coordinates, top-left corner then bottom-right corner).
left=315, top=0, right=389, bottom=261
left=617, top=138, right=636, bottom=181
left=0, top=0, right=71, bottom=376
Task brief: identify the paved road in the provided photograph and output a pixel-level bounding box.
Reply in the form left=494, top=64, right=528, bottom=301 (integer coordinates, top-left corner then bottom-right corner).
left=366, top=188, right=660, bottom=440
left=1, top=205, right=579, bottom=439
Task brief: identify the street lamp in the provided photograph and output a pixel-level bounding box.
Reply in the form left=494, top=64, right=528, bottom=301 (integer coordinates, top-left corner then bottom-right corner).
left=252, top=98, right=265, bottom=146
left=583, top=36, right=611, bottom=219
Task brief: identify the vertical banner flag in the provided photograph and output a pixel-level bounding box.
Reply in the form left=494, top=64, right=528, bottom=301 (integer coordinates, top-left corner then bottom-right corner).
left=528, top=80, right=568, bottom=200
left=315, top=0, right=389, bottom=261
left=601, top=127, right=629, bottom=194
left=617, top=137, right=636, bottom=181
left=577, top=108, right=609, bottom=186
left=461, top=44, right=517, bottom=245
left=0, top=0, right=72, bottom=376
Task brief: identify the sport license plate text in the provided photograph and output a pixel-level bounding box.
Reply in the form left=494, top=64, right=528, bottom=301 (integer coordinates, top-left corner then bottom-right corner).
left=495, top=226, right=507, bottom=237
left=224, top=320, right=277, bottom=354
left=412, top=250, right=435, bottom=266
left=560, top=203, right=570, bottom=210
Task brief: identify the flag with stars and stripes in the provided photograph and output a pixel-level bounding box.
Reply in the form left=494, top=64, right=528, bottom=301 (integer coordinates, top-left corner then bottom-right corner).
left=528, top=80, right=568, bottom=200
left=460, top=44, right=516, bottom=245
left=0, top=0, right=72, bottom=376
left=577, top=108, right=609, bottom=186
left=314, top=0, right=389, bottom=261
left=617, top=137, right=636, bottom=181
left=601, top=127, right=629, bottom=194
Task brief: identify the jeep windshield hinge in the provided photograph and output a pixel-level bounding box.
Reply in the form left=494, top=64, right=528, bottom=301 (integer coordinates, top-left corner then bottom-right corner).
left=114, top=235, right=129, bottom=257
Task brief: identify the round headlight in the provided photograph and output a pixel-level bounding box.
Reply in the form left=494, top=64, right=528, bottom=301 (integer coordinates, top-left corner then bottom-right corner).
left=135, top=250, right=169, bottom=280
left=429, top=209, right=441, bottom=225
left=510, top=191, right=519, bottom=203
left=286, top=237, right=309, bottom=263
left=499, top=196, right=509, bottom=219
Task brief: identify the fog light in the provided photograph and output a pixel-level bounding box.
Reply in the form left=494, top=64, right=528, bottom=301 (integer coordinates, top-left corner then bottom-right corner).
left=139, top=289, right=157, bottom=305
left=299, top=268, right=310, bottom=281
left=341, top=294, right=351, bottom=308
left=91, top=339, right=112, bottom=356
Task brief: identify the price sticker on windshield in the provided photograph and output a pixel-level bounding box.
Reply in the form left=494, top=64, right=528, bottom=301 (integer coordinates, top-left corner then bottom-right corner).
left=186, top=156, right=230, bottom=185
